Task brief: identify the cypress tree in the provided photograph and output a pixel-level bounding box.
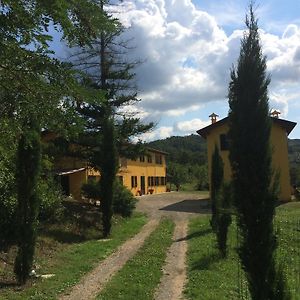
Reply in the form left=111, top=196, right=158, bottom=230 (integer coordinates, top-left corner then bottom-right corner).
left=14, top=120, right=41, bottom=284
left=210, top=144, right=224, bottom=231
left=228, top=6, right=289, bottom=299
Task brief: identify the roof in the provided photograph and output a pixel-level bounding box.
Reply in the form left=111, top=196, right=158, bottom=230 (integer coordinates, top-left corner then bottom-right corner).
left=146, top=147, right=168, bottom=155
left=197, top=116, right=297, bottom=139
left=56, top=168, right=86, bottom=175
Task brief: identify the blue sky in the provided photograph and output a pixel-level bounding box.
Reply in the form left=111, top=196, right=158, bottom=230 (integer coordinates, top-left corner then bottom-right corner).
left=54, top=0, right=300, bottom=140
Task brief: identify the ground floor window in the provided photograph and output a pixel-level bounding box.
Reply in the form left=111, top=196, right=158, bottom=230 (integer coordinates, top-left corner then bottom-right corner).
left=147, top=176, right=167, bottom=186
left=131, top=176, right=138, bottom=188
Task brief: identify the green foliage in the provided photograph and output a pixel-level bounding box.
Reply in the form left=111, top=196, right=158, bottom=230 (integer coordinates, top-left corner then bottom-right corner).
left=195, top=164, right=209, bottom=190
left=148, top=134, right=207, bottom=166
left=210, top=145, right=224, bottom=231
left=215, top=182, right=232, bottom=258
left=82, top=176, right=137, bottom=217
left=82, top=180, right=102, bottom=200
left=0, top=213, right=147, bottom=299
left=14, top=122, right=41, bottom=284
left=168, top=162, right=189, bottom=190
left=228, top=6, right=289, bottom=299
left=38, top=177, right=65, bottom=222
left=112, top=181, right=137, bottom=217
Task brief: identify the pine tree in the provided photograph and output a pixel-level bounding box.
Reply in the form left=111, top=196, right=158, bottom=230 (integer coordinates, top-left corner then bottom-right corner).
left=70, top=0, right=153, bottom=236
left=228, top=5, right=289, bottom=299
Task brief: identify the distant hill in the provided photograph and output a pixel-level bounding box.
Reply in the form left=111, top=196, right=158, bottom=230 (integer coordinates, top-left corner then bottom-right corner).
left=148, top=134, right=300, bottom=167
left=147, top=134, right=207, bottom=166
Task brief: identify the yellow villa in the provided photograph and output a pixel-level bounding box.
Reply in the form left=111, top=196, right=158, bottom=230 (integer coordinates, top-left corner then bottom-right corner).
left=42, top=133, right=167, bottom=200
left=197, top=113, right=296, bottom=202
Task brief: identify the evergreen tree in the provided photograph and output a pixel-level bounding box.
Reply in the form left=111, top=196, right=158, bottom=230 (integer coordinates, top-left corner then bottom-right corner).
left=14, top=119, right=41, bottom=284
left=1, top=0, right=111, bottom=283
left=210, top=145, right=224, bottom=231
left=70, top=0, right=153, bottom=236
left=228, top=6, right=289, bottom=299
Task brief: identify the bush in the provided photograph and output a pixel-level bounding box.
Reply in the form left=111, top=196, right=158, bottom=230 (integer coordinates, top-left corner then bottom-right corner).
left=81, top=180, right=137, bottom=217
left=112, top=181, right=137, bottom=217
left=82, top=180, right=101, bottom=200
left=38, top=177, right=65, bottom=222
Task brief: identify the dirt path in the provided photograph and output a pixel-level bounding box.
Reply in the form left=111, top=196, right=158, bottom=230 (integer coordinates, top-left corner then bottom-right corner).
left=59, top=218, right=159, bottom=300
left=59, top=191, right=209, bottom=300
left=154, top=219, right=188, bottom=300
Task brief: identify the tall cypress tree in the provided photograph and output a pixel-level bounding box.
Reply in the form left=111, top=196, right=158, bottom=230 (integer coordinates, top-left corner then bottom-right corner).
left=210, top=144, right=224, bottom=231
left=14, top=119, right=41, bottom=284
left=228, top=6, right=289, bottom=299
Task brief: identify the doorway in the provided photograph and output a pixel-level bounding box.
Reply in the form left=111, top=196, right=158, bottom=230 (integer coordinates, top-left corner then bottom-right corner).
left=140, top=176, right=145, bottom=195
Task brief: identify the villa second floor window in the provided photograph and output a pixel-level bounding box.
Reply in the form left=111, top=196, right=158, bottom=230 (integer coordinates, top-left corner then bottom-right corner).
left=147, top=155, right=153, bottom=163
left=220, top=134, right=229, bottom=151
left=140, top=155, right=145, bottom=162
left=155, top=154, right=163, bottom=164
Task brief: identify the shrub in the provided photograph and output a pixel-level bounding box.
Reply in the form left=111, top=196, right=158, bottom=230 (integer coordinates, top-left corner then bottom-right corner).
left=112, top=181, right=137, bottom=217
left=81, top=180, right=137, bottom=217
left=38, top=177, right=65, bottom=222
left=81, top=180, right=101, bottom=200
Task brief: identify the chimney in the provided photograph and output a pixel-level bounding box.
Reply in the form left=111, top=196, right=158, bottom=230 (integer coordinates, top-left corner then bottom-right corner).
left=209, top=113, right=219, bottom=124
left=270, top=110, right=281, bottom=119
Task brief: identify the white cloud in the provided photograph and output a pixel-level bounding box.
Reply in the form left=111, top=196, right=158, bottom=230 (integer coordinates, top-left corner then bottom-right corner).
left=112, top=0, right=300, bottom=140
left=175, top=118, right=210, bottom=134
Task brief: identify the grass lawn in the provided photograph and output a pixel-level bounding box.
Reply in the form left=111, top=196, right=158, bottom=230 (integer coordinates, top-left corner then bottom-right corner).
left=0, top=202, right=147, bottom=300
left=97, top=218, right=175, bottom=300
left=185, top=202, right=300, bottom=300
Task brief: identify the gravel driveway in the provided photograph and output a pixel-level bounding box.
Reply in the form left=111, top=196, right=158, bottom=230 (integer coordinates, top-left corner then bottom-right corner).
left=136, top=191, right=210, bottom=220
left=59, top=191, right=210, bottom=300
left=136, top=191, right=210, bottom=300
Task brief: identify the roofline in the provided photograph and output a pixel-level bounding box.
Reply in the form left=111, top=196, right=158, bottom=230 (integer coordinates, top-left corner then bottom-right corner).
left=146, top=147, right=168, bottom=155
left=197, top=116, right=297, bottom=138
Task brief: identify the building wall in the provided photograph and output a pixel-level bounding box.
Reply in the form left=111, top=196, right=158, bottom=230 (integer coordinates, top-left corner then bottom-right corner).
left=56, top=152, right=167, bottom=200
left=206, top=122, right=291, bottom=202
left=119, top=152, right=167, bottom=196
left=69, top=170, right=88, bottom=200
left=270, top=123, right=291, bottom=201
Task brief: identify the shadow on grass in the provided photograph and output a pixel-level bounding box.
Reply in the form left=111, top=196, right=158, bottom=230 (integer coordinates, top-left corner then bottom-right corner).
left=0, top=281, right=20, bottom=289
left=175, top=228, right=212, bottom=242
left=41, top=229, right=87, bottom=244
left=191, top=252, right=222, bottom=271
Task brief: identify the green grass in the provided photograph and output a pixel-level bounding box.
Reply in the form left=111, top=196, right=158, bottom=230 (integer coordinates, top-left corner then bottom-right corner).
left=97, top=219, right=175, bottom=300
left=0, top=213, right=147, bottom=300
left=185, top=203, right=300, bottom=300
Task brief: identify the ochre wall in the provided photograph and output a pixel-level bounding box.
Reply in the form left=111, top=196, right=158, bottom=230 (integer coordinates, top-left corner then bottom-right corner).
left=69, top=170, right=88, bottom=200
left=206, top=122, right=292, bottom=202
left=119, top=152, right=167, bottom=196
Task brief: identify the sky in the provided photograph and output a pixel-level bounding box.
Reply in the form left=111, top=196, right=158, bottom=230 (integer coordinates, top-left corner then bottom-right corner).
left=55, top=0, right=300, bottom=140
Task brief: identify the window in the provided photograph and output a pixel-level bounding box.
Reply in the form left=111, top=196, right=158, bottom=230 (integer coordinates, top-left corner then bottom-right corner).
left=139, top=155, right=145, bottom=162
left=155, top=154, right=162, bottom=164
left=155, top=177, right=159, bottom=186
left=147, top=155, right=153, bottom=163
left=220, top=134, right=229, bottom=151
left=131, top=176, right=137, bottom=188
